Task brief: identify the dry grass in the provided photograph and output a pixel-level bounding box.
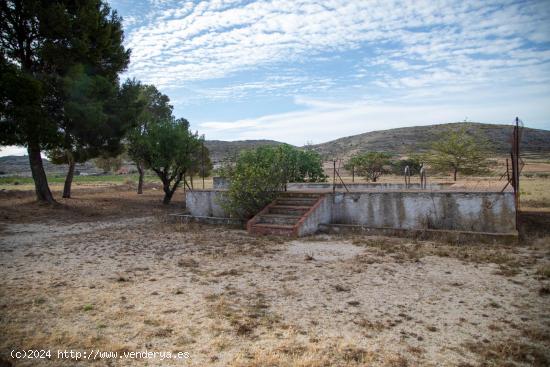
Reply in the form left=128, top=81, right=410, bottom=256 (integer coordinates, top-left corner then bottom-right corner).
left=350, top=235, right=536, bottom=275
left=464, top=339, right=549, bottom=366
left=228, top=339, right=409, bottom=367
left=520, top=177, right=550, bottom=209
left=1, top=185, right=549, bottom=366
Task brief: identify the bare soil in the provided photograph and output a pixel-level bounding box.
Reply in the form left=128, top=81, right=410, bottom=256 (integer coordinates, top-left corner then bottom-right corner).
left=0, top=186, right=549, bottom=366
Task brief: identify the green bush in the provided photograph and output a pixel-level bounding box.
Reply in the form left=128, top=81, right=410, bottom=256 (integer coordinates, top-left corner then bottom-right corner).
left=221, top=145, right=326, bottom=218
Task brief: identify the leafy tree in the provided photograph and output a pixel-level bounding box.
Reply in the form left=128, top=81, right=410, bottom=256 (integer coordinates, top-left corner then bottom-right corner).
left=93, top=155, right=123, bottom=174
left=0, top=0, right=130, bottom=203
left=426, top=127, right=489, bottom=181
left=127, top=84, right=173, bottom=194
left=221, top=145, right=326, bottom=218
left=187, top=140, right=213, bottom=189
left=129, top=118, right=203, bottom=204
left=391, top=155, right=423, bottom=176
left=48, top=76, right=141, bottom=198
left=47, top=148, right=89, bottom=198
left=345, top=152, right=392, bottom=182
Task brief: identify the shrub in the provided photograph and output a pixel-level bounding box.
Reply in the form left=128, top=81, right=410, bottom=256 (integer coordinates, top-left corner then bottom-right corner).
left=221, top=145, right=326, bottom=218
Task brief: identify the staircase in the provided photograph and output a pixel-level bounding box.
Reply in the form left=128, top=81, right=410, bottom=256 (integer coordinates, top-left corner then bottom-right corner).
left=247, top=192, right=327, bottom=237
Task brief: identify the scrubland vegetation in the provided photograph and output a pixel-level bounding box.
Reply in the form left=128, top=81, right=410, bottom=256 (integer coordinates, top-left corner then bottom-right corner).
left=1, top=187, right=549, bottom=366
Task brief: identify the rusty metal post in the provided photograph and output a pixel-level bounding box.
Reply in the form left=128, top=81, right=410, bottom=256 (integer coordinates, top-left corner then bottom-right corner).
left=352, top=165, right=355, bottom=183
left=333, top=159, right=336, bottom=193
left=512, top=117, right=520, bottom=229
left=201, top=140, right=205, bottom=189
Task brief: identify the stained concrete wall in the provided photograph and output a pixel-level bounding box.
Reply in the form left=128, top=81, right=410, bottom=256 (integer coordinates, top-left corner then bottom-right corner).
left=213, top=177, right=230, bottom=189
left=287, top=182, right=449, bottom=191
left=297, top=195, right=332, bottom=236
left=330, top=191, right=516, bottom=233
left=185, top=189, right=516, bottom=234
left=185, top=190, right=228, bottom=217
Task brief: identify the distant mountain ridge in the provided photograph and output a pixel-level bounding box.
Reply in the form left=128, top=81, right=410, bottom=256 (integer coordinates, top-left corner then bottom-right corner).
left=204, top=139, right=285, bottom=167
left=2, top=123, right=549, bottom=176
left=309, top=122, right=550, bottom=159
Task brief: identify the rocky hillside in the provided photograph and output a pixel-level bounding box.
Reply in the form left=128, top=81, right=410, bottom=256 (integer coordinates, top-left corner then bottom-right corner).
left=2, top=123, right=548, bottom=176
left=204, top=139, right=285, bottom=167
left=0, top=155, right=103, bottom=177
left=310, top=122, right=550, bottom=159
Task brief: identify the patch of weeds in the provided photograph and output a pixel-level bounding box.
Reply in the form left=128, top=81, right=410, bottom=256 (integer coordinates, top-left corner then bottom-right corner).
left=144, top=319, right=161, bottom=326
left=522, top=327, right=550, bottom=342
left=535, top=264, right=550, bottom=279
left=83, top=304, right=94, bottom=312
left=407, top=345, right=425, bottom=356
left=34, top=297, right=47, bottom=305
left=304, top=252, right=315, bottom=261
left=153, top=327, right=173, bottom=338
left=384, top=354, right=409, bottom=367
left=339, top=345, right=370, bottom=363
left=354, top=318, right=387, bottom=332
left=207, top=291, right=279, bottom=338
left=177, top=257, right=199, bottom=268
left=215, top=268, right=242, bottom=277
left=333, top=284, right=351, bottom=292
left=116, top=274, right=130, bottom=282
left=465, top=339, right=549, bottom=367
left=204, top=293, right=221, bottom=302
left=495, top=264, right=521, bottom=277
left=538, top=286, right=550, bottom=296
left=487, top=300, right=501, bottom=309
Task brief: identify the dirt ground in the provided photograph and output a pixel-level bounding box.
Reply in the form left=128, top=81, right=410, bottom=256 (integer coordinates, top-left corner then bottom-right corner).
left=1, top=187, right=549, bottom=366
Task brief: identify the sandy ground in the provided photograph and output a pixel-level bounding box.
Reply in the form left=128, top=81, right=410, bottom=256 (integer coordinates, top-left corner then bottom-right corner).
left=0, top=187, right=549, bottom=366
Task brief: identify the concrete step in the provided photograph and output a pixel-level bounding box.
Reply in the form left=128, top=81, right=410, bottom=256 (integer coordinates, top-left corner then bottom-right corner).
left=269, top=205, right=311, bottom=216
left=249, top=223, right=296, bottom=237
left=279, top=192, right=322, bottom=199
left=258, top=214, right=301, bottom=225
left=276, top=197, right=318, bottom=206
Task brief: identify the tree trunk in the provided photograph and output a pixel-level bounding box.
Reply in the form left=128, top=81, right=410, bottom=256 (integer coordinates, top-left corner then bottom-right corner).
left=63, top=155, right=75, bottom=198
left=137, top=162, right=144, bottom=194
left=27, top=144, right=55, bottom=204
left=162, top=179, right=173, bottom=205
left=453, top=168, right=458, bottom=181
left=162, top=191, right=174, bottom=205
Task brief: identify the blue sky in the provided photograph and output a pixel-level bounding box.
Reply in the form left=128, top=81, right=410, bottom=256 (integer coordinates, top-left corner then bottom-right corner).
left=2, top=0, right=550, bottom=156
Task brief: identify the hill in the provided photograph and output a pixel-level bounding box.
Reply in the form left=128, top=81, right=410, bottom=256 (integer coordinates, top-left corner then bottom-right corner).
left=205, top=139, right=285, bottom=167
left=0, top=140, right=286, bottom=176
left=0, top=155, right=104, bottom=177
left=310, top=122, right=550, bottom=159
left=2, top=123, right=549, bottom=176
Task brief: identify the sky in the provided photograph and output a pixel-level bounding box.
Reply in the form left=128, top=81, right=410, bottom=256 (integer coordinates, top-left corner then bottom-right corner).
left=2, top=0, right=550, bottom=156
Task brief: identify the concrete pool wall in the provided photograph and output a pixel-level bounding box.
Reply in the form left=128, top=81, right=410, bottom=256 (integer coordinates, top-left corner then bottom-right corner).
left=184, top=187, right=516, bottom=235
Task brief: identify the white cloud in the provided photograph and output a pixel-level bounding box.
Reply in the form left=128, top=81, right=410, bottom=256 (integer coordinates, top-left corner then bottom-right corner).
left=198, top=92, right=550, bottom=146
left=121, top=0, right=550, bottom=102
left=0, top=146, right=28, bottom=157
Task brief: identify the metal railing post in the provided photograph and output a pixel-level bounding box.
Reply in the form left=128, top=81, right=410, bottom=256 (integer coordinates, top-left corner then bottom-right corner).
left=333, top=159, right=336, bottom=193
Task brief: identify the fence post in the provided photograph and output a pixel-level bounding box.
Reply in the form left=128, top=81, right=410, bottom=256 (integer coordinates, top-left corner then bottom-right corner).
left=333, top=159, right=336, bottom=193
left=201, top=141, right=205, bottom=189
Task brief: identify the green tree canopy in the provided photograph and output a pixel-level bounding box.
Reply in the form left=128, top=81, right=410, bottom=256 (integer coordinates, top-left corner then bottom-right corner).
left=126, top=84, right=173, bottom=194
left=345, top=152, right=393, bottom=182
left=221, top=144, right=327, bottom=218
left=0, top=0, right=130, bottom=203
left=426, top=127, right=490, bottom=181
left=391, top=155, right=423, bottom=176
left=129, top=118, right=203, bottom=204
